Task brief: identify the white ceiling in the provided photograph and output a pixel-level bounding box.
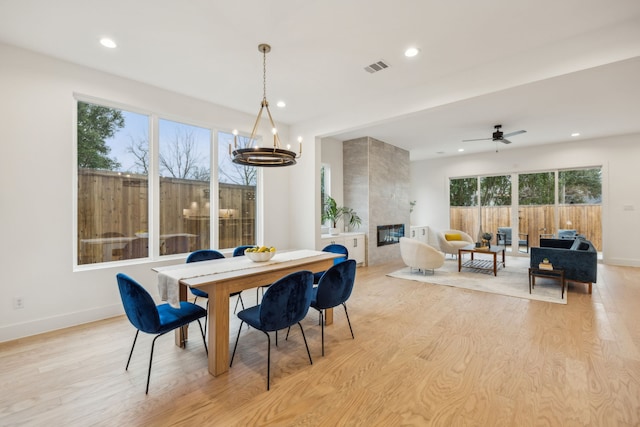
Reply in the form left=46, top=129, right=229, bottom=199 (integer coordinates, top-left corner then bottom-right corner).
left=1, top=0, right=640, bottom=160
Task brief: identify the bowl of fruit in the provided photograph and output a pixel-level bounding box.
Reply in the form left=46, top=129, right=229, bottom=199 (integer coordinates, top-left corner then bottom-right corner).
left=244, top=246, right=276, bottom=262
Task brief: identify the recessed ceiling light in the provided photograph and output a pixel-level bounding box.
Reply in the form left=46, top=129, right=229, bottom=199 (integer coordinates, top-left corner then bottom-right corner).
left=404, top=47, right=420, bottom=58
left=276, top=101, right=286, bottom=108
left=100, top=37, right=117, bottom=49
left=458, top=148, right=464, bottom=152
left=571, top=132, right=580, bottom=137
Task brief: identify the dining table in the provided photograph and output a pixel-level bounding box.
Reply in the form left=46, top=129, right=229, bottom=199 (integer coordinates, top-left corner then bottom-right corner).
left=153, top=249, right=342, bottom=376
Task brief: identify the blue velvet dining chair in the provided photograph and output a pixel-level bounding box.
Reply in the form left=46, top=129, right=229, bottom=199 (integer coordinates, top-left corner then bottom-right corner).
left=233, top=245, right=254, bottom=257
left=313, top=244, right=349, bottom=283
left=230, top=270, right=314, bottom=390
left=116, top=273, right=207, bottom=394
left=311, top=259, right=356, bottom=356
left=186, top=249, right=245, bottom=328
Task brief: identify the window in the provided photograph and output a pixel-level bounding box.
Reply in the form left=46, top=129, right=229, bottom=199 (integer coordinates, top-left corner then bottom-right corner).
left=320, top=164, right=330, bottom=225
left=480, top=174, right=512, bottom=245
left=558, top=168, right=602, bottom=245
left=217, top=131, right=257, bottom=249
left=449, top=177, right=478, bottom=237
left=520, top=171, right=555, bottom=245
left=77, top=102, right=150, bottom=264
left=159, top=119, right=212, bottom=255
left=76, top=99, right=260, bottom=266
left=450, top=168, right=602, bottom=251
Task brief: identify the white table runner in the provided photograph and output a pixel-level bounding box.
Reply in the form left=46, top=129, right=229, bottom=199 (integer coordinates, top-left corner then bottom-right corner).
left=157, top=249, right=323, bottom=308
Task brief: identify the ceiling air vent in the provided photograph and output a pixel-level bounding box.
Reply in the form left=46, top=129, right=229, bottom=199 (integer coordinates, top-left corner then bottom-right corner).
left=364, top=60, right=390, bottom=74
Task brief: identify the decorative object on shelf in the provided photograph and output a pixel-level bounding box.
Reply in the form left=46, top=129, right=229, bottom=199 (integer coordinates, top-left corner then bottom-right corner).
left=322, top=196, right=362, bottom=235
left=230, top=44, right=302, bottom=167
left=482, top=232, right=493, bottom=249
left=539, top=257, right=553, bottom=270
left=244, top=246, right=276, bottom=262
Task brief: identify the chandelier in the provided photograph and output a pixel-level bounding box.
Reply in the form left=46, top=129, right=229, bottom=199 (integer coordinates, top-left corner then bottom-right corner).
left=231, top=44, right=301, bottom=167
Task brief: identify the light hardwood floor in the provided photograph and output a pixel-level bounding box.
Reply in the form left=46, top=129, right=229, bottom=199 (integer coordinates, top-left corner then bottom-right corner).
left=1, top=258, right=639, bottom=426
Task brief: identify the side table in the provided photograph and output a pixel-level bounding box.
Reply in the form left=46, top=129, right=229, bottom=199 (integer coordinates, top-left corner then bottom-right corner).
left=528, top=267, right=565, bottom=299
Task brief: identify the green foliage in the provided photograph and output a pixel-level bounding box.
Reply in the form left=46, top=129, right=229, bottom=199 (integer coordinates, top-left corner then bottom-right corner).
left=519, top=172, right=555, bottom=205
left=480, top=175, right=511, bottom=206
left=559, top=168, right=602, bottom=204
left=449, top=177, right=477, bottom=206
left=322, top=196, right=361, bottom=230
left=77, top=102, right=124, bottom=170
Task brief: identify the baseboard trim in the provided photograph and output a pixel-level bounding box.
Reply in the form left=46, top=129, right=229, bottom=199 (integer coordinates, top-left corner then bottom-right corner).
left=0, top=304, right=123, bottom=343
left=603, top=257, right=640, bottom=267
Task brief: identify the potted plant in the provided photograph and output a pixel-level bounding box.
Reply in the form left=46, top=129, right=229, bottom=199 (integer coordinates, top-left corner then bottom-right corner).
left=322, top=196, right=362, bottom=235
left=482, top=232, right=493, bottom=248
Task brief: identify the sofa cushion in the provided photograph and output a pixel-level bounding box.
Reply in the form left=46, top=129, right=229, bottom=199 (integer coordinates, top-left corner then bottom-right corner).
left=444, top=233, right=462, bottom=241
left=540, top=238, right=574, bottom=249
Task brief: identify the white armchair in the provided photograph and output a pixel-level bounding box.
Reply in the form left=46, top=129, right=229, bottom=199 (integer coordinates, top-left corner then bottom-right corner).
left=399, top=237, right=445, bottom=274
left=436, top=229, right=474, bottom=257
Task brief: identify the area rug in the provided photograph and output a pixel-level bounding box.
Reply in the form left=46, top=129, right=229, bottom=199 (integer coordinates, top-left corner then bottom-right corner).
left=387, top=256, right=567, bottom=304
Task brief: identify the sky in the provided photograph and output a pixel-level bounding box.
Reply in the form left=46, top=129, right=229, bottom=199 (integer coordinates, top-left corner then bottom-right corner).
left=104, top=109, right=253, bottom=184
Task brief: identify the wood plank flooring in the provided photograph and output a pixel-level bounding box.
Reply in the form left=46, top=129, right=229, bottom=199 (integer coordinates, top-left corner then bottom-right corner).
left=1, top=258, right=639, bottom=426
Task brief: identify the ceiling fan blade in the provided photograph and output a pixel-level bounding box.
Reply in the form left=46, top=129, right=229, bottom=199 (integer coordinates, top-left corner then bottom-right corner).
left=501, top=138, right=513, bottom=144
left=503, top=129, right=526, bottom=138
left=462, top=137, right=491, bottom=142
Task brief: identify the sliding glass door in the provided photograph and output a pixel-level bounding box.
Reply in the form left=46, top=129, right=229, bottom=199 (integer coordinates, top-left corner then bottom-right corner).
left=449, top=177, right=478, bottom=238
left=480, top=175, right=512, bottom=247
left=519, top=171, right=555, bottom=248
left=450, top=167, right=602, bottom=252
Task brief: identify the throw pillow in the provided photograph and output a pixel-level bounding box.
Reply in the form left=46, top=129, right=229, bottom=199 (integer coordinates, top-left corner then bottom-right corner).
left=444, top=233, right=462, bottom=241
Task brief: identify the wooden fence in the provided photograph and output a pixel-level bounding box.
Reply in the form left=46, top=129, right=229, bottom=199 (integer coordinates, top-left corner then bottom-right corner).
left=450, top=205, right=602, bottom=250
left=78, top=169, right=256, bottom=264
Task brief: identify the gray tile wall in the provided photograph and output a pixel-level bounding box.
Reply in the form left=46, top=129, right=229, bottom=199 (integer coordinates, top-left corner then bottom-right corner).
left=344, top=137, right=410, bottom=265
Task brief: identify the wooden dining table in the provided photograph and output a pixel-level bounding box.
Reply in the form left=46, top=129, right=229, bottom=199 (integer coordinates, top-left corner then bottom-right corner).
left=153, top=250, right=342, bottom=376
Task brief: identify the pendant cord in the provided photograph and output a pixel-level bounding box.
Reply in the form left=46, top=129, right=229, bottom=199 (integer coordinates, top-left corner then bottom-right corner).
left=262, top=46, right=267, bottom=102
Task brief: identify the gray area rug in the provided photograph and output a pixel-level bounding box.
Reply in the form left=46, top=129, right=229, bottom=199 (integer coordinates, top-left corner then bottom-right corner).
left=387, top=256, right=567, bottom=304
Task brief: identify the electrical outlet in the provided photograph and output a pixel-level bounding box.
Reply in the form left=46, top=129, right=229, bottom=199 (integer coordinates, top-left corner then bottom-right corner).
left=13, top=296, right=24, bottom=310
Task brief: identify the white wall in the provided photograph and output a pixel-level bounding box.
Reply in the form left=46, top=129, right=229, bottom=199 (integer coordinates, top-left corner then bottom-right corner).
left=0, top=43, right=294, bottom=341
left=410, top=134, right=640, bottom=267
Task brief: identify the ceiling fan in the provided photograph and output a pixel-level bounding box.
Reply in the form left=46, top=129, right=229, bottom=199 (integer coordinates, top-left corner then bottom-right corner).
left=463, top=124, right=526, bottom=144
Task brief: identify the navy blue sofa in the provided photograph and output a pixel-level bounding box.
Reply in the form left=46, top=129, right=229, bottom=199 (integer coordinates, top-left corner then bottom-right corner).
left=530, top=238, right=597, bottom=293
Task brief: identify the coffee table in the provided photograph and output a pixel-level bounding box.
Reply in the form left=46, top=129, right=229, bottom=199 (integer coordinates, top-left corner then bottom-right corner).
left=458, top=245, right=505, bottom=276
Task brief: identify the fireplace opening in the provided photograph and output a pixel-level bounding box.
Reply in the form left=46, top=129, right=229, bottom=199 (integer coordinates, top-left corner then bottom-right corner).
left=377, top=224, right=405, bottom=246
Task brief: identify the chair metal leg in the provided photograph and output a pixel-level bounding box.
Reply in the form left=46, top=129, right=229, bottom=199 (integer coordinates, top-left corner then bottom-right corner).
left=230, top=321, right=244, bottom=367
left=320, top=310, right=325, bottom=356
left=343, top=303, right=354, bottom=339
left=297, top=322, right=313, bottom=366
left=146, top=334, right=161, bottom=394
left=260, top=330, right=272, bottom=391
left=203, top=300, right=209, bottom=335
left=196, top=319, right=208, bottom=355
left=233, top=293, right=245, bottom=314
left=125, top=330, right=140, bottom=370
